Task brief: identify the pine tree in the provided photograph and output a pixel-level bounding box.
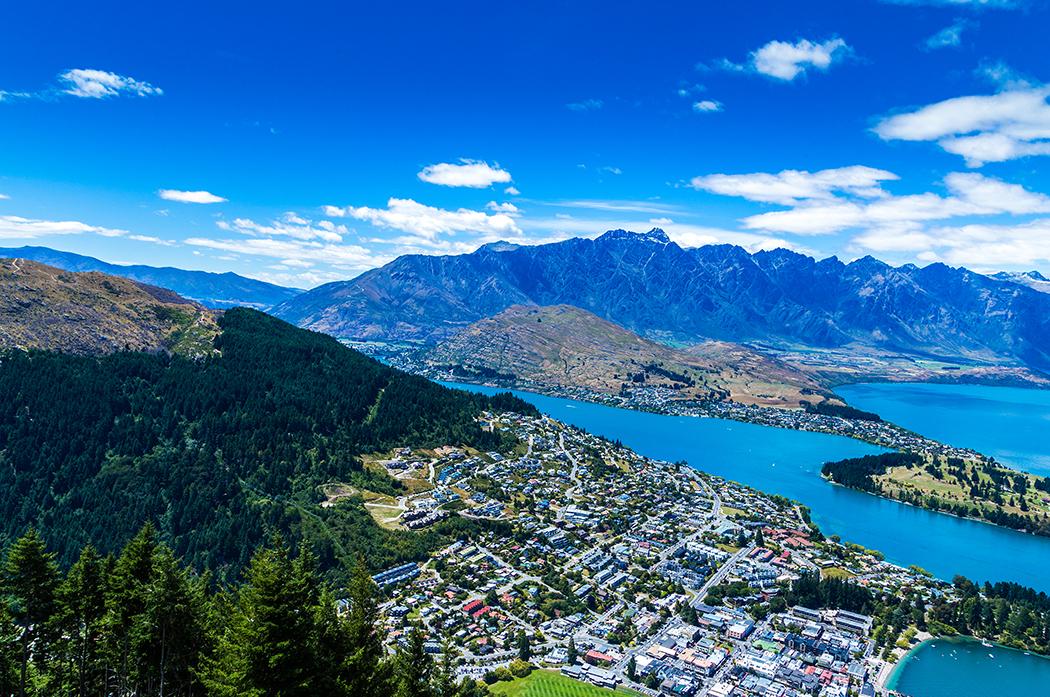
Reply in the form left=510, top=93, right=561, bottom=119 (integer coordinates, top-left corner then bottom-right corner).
left=53, top=545, right=107, bottom=696
left=432, top=640, right=457, bottom=697
left=106, top=523, right=159, bottom=695
left=394, top=626, right=433, bottom=697
left=340, top=557, right=389, bottom=696
left=204, top=538, right=322, bottom=697
left=516, top=631, right=531, bottom=661
left=567, top=637, right=577, bottom=664
left=4, top=529, right=59, bottom=697
left=626, top=655, right=637, bottom=681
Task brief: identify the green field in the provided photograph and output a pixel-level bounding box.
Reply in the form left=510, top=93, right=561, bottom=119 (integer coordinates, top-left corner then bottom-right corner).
left=488, top=670, right=641, bottom=697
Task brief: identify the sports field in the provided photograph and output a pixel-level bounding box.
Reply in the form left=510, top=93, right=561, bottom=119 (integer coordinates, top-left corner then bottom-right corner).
left=488, top=670, right=641, bottom=697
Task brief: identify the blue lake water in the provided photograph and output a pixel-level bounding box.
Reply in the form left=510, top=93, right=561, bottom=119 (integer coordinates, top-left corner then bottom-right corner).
left=887, top=637, right=1050, bottom=697
left=838, top=382, right=1050, bottom=476
left=444, top=382, right=1050, bottom=592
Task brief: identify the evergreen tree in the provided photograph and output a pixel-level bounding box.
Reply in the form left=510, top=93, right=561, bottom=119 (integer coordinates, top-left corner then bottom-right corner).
left=204, top=539, right=323, bottom=697
left=516, top=631, right=531, bottom=661
left=4, top=529, right=59, bottom=697
left=53, top=545, right=107, bottom=696
left=340, top=558, right=388, bottom=696
left=626, top=655, right=637, bottom=682
left=394, top=626, right=433, bottom=697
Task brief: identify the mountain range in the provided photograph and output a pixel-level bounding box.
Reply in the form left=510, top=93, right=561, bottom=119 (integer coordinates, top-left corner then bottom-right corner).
left=424, top=304, right=831, bottom=408
left=0, top=258, right=218, bottom=356
left=0, top=245, right=300, bottom=310
left=273, top=228, right=1050, bottom=373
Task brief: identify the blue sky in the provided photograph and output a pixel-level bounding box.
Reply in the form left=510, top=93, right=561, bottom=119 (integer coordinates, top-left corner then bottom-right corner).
left=2, top=0, right=1049, bottom=288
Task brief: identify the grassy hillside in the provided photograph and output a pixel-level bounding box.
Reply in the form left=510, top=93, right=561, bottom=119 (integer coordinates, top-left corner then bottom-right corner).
left=0, top=257, right=219, bottom=356
left=0, top=307, right=534, bottom=580
left=426, top=304, right=832, bottom=408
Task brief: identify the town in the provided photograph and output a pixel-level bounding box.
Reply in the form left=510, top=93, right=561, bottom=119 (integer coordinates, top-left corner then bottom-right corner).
left=360, top=410, right=948, bottom=697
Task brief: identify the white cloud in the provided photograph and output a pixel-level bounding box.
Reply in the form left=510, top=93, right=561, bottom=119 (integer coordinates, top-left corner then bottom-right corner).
left=504, top=186, right=521, bottom=195
left=566, top=99, right=604, bottom=112
left=0, top=194, right=9, bottom=200
left=59, top=69, right=163, bottom=99
left=158, top=189, right=227, bottom=204
left=690, top=166, right=898, bottom=205
left=853, top=218, right=1050, bottom=270
left=547, top=199, right=680, bottom=215
left=128, top=234, right=175, bottom=246
left=602, top=166, right=623, bottom=175
left=923, top=20, right=972, bottom=50
left=324, top=197, right=521, bottom=240
left=217, top=213, right=348, bottom=243
left=417, top=159, right=512, bottom=188
left=486, top=201, right=521, bottom=215
left=751, top=38, right=850, bottom=81
left=734, top=171, right=1050, bottom=235
left=874, top=86, right=1050, bottom=166
left=0, top=215, right=128, bottom=239
left=692, top=100, right=723, bottom=113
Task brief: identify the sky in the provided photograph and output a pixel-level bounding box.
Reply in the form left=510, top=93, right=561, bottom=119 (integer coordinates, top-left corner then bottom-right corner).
left=1, top=0, right=1050, bottom=289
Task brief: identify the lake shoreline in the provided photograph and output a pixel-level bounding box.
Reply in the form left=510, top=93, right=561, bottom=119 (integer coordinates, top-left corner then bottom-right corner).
left=439, top=374, right=1046, bottom=540
left=885, top=635, right=1050, bottom=696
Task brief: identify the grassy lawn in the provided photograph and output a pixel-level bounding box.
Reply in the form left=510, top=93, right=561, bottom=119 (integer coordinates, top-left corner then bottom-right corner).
left=488, top=670, right=641, bottom=697
left=820, top=566, right=855, bottom=580
left=720, top=505, right=746, bottom=518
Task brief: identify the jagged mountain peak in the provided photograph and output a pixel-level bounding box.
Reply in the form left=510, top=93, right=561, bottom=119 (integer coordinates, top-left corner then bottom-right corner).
left=597, top=227, right=672, bottom=245
left=271, top=232, right=1050, bottom=372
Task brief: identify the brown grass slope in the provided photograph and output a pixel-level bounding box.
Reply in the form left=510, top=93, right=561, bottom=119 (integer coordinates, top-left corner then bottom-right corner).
left=425, top=304, right=833, bottom=408
left=0, top=258, right=219, bottom=356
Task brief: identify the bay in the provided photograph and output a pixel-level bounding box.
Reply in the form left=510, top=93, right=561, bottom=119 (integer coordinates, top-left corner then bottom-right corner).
left=838, top=382, right=1050, bottom=476
left=887, top=637, right=1050, bottom=697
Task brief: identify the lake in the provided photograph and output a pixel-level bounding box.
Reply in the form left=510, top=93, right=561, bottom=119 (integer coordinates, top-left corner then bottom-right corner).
left=444, top=382, right=1050, bottom=592
left=838, top=382, right=1050, bottom=476
left=887, top=637, right=1050, bottom=697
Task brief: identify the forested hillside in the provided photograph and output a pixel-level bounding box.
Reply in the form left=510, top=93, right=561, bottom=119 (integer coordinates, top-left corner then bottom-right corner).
left=0, top=308, right=533, bottom=579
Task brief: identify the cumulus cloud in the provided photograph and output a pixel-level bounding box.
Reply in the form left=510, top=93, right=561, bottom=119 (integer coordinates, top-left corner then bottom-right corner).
left=187, top=213, right=389, bottom=279
left=923, top=20, right=973, bottom=50
left=750, top=38, right=851, bottom=81
left=692, top=100, right=723, bottom=113
left=853, top=218, right=1050, bottom=269
left=504, top=186, right=521, bottom=196
left=740, top=172, right=1050, bottom=235
left=690, top=166, right=898, bottom=205
left=874, top=86, right=1050, bottom=166
left=158, top=189, right=227, bottom=204
left=217, top=212, right=348, bottom=243
left=59, top=69, right=163, bottom=99
left=486, top=201, right=521, bottom=215
left=417, top=160, right=512, bottom=188
left=323, top=197, right=521, bottom=241
left=0, top=215, right=129, bottom=239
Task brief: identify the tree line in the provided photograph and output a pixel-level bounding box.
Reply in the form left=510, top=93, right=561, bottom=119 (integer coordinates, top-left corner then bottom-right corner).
left=0, top=525, right=490, bottom=697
